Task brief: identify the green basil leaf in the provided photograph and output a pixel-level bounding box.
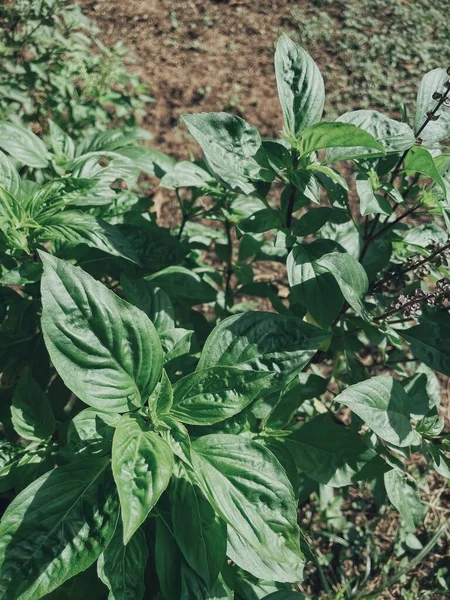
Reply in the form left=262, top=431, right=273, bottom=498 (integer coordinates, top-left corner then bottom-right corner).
left=274, top=34, right=324, bottom=140
left=160, top=161, right=215, bottom=189
left=286, top=414, right=382, bottom=487
left=287, top=241, right=344, bottom=328
left=227, top=527, right=304, bottom=583
left=293, top=207, right=349, bottom=237
left=197, top=312, right=329, bottom=392
left=97, top=523, right=148, bottom=600
left=325, top=110, right=415, bottom=163
left=121, top=273, right=175, bottom=332
left=238, top=208, right=282, bottom=234
left=112, top=414, right=173, bottom=543
left=149, top=370, right=173, bottom=419
left=192, top=434, right=303, bottom=566
left=11, top=369, right=55, bottom=441
left=415, top=68, right=450, bottom=145
left=171, top=462, right=227, bottom=587
left=262, top=593, right=306, bottom=599
left=146, top=266, right=216, bottom=305
left=356, top=172, right=393, bottom=217
left=300, top=122, right=384, bottom=158
left=67, top=408, right=122, bottom=458
left=182, top=112, right=274, bottom=195
left=0, top=150, right=20, bottom=197
left=400, top=317, right=450, bottom=378
left=334, top=376, right=418, bottom=447
left=40, top=253, right=163, bottom=413
left=316, top=251, right=369, bottom=317
left=0, top=122, right=50, bottom=168
left=384, top=469, right=424, bottom=532
left=0, top=457, right=118, bottom=600
left=39, top=212, right=141, bottom=265
left=154, top=518, right=182, bottom=600
left=264, top=372, right=328, bottom=430
left=402, top=146, right=447, bottom=197
left=172, top=366, right=273, bottom=425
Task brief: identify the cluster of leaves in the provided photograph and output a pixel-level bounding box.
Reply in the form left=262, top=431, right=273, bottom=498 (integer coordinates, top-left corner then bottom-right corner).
left=0, top=0, right=152, bottom=137
left=0, top=25, right=449, bottom=600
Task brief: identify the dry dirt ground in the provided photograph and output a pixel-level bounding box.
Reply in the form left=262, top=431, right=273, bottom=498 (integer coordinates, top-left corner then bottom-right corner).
left=79, top=0, right=329, bottom=158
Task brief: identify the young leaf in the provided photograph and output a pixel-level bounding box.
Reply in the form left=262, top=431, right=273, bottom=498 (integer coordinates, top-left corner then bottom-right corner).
left=384, top=469, right=424, bottom=532
left=182, top=112, right=273, bottom=195
left=300, top=122, right=384, bottom=158
left=171, top=366, right=273, bottom=425
left=402, top=146, right=446, bottom=197
left=286, top=414, right=384, bottom=487
left=356, top=173, right=393, bottom=217
left=112, top=413, right=173, bottom=543
left=334, top=376, right=418, bottom=447
left=0, top=122, right=50, bottom=168
left=192, top=434, right=303, bottom=566
left=415, top=68, right=450, bottom=145
left=171, top=462, right=227, bottom=587
left=40, top=253, right=163, bottom=413
left=197, top=311, right=329, bottom=392
left=97, top=523, right=148, bottom=600
left=148, top=370, right=173, bottom=419
left=274, top=34, right=325, bottom=140
left=11, top=369, right=55, bottom=441
left=0, top=458, right=119, bottom=600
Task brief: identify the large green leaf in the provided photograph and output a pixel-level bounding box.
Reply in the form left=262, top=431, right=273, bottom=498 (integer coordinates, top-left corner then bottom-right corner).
left=67, top=408, right=121, bottom=458
left=197, top=312, right=328, bottom=392
left=287, top=241, right=344, bottom=328
left=325, top=110, right=415, bottom=163
left=172, top=366, right=272, bottom=425
left=315, top=251, right=369, bottom=317
left=97, top=524, right=148, bottom=600
left=171, top=462, right=227, bottom=587
left=293, top=207, right=349, bottom=237
left=112, top=414, right=173, bottom=543
left=11, top=369, right=55, bottom=442
left=120, top=274, right=175, bottom=332
left=415, top=68, right=450, bottom=144
left=300, top=122, right=384, bottom=158
left=39, top=212, right=141, bottom=264
left=286, top=414, right=383, bottom=487
left=192, top=434, right=303, bottom=566
left=227, top=528, right=304, bottom=583
left=0, top=458, right=118, bottom=600
left=146, top=266, right=216, bottom=305
left=274, top=34, right=324, bottom=140
left=0, top=122, right=50, bottom=168
left=384, top=469, right=423, bottom=532
left=334, top=376, right=418, bottom=447
left=182, top=112, right=273, bottom=195
left=40, top=253, right=163, bottom=413
left=0, top=150, right=20, bottom=197
left=402, top=146, right=446, bottom=197
left=400, top=317, right=450, bottom=377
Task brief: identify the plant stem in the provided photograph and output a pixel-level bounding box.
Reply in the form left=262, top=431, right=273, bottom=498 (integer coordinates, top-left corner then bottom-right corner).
left=373, top=292, right=435, bottom=322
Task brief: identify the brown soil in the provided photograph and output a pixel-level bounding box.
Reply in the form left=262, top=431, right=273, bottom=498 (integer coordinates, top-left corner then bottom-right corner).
left=79, top=0, right=326, bottom=159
